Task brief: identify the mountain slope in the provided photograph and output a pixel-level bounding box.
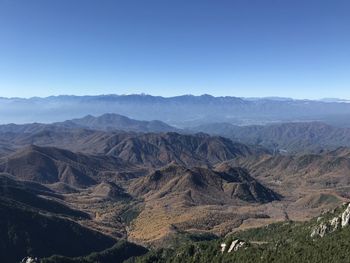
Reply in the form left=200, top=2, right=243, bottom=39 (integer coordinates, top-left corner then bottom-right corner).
left=191, top=122, right=350, bottom=153
left=126, top=163, right=280, bottom=245
left=0, top=132, right=264, bottom=184
left=102, top=132, right=267, bottom=167
left=0, top=174, right=119, bottom=263
left=0, top=174, right=88, bottom=218
left=0, top=198, right=116, bottom=263
left=129, top=164, right=280, bottom=205
left=221, top=148, right=350, bottom=217
left=0, top=145, right=134, bottom=187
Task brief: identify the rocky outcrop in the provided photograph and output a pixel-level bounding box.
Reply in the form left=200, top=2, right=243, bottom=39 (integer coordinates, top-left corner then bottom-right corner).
left=228, top=239, right=246, bottom=252
left=311, top=203, right=350, bottom=238
left=21, top=257, right=39, bottom=263
left=341, top=204, right=350, bottom=227
left=330, top=216, right=341, bottom=230
left=220, top=243, right=227, bottom=253
left=311, top=222, right=332, bottom=238
left=220, top=239, right=247, bottom=253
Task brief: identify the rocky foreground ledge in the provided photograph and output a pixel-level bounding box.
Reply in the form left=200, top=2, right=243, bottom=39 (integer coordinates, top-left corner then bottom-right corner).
left=311, top=203, right=350, bottom=238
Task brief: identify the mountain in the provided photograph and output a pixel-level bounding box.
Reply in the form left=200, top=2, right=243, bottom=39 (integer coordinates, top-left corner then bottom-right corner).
left=63, top=113, right=178, bottom=132
left=92, top=181, right=132, bottom=200
left=0, top=170, right=149, bottom=263
left=129, top=164, right=280, bottom=205
left=0, top=131, right=277, bottom=248
left=0, top=126, right=349, bottom=247
left=122, top=145, right=350, bottom=246
left=3, top=113, right=350, bottom=157
left=0, top=130, right=267, bottom=168
left=0, top=174, right=88, bottom=218
left=191, top=122, right=350, bottom=153
left=3, top=113, right=350, bottom=260
left=0, top=113, right=178, bottom=134
left=0, top=145, right=135, bottom=187
left=126, top=163, right=279, bottom=245
left=99, top=132, right=266, bottom=167
left=223, top=148, right=350, bottom=215
left=0, top=174, right=121, bottom=263
left=0, top=198, right=117, bottom=263
left=2, top=94, right=350, bottom=127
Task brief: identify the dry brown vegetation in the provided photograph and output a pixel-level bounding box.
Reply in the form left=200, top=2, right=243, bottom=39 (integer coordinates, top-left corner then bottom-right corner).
left=1, top=124, right=350, bottom=250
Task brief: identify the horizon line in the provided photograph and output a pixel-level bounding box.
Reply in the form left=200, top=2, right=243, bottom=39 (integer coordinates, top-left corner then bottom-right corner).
left=0, top=93, right=349, bottom=102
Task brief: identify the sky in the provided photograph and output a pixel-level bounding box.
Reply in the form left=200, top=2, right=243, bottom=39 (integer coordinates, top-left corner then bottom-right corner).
left=0, top=0, right=349, bottom=99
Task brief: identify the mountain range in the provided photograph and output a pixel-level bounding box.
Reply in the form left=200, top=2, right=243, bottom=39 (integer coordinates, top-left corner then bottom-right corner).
left=190, top=121, right=350, bottom=154
left=4, top=112, right=350, bottom=155
left=2, top=94, right=350, bottom=127
left=2, top=110, right=350, bottom=262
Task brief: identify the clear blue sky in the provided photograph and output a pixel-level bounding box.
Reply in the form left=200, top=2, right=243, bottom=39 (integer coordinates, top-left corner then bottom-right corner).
left=0, top=0, right=349, bottom=99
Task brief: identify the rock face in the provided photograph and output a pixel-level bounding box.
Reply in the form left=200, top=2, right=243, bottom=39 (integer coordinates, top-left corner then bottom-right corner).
left=311, top=203, right=350, bottom=238
left=220, top=243, right=227, bottom=253
left=21, top=257, right=40, bottom=263
left=311, top=222, right=332, bottom=238
left=341, top=204, right=350, bottom=227
left=220, top=239, right=247, bottom=253
left=330, top=216, right=341, bottom=230
left=228, top=239, right=246, bottom=252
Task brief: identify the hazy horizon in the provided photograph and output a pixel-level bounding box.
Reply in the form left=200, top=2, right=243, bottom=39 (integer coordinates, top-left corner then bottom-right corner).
left=1, top=93, right=350, bottom=102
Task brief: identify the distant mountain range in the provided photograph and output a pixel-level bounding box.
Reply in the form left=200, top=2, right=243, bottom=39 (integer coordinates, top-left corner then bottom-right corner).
left=2, top=94, right=350, bottom=126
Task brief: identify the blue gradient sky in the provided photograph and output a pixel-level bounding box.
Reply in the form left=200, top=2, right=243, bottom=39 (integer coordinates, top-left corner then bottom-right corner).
left=0, top=0, right=349, bottom=99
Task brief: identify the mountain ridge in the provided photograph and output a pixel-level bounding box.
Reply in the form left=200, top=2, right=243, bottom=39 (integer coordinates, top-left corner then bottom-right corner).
left=2, top=94, right=350, bottom=126
left=191, top=121, right=350, bottom=153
